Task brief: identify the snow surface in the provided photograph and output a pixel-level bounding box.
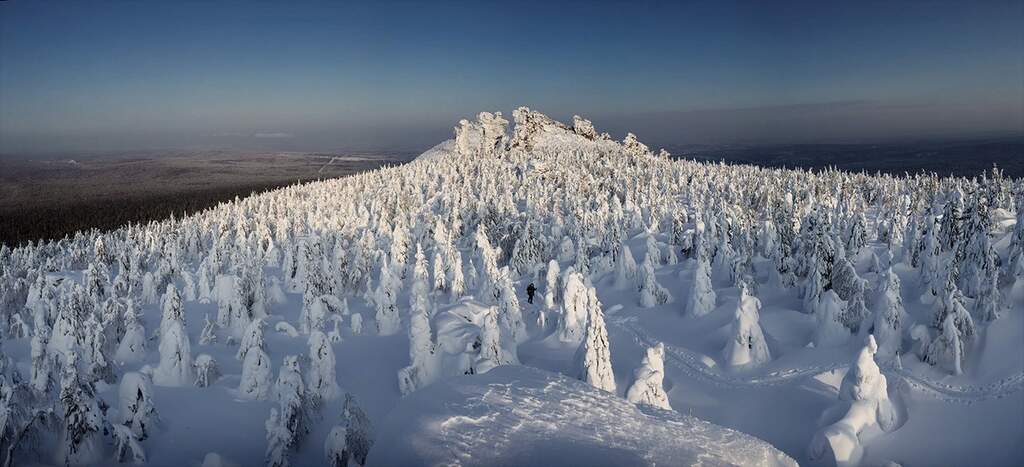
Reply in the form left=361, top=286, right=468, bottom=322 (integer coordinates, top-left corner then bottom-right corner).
left=372, top=365, right=796, bottom=467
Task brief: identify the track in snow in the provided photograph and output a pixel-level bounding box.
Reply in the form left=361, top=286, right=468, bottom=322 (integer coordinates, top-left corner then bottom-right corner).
left=609, top=316, right=1024, bottom=404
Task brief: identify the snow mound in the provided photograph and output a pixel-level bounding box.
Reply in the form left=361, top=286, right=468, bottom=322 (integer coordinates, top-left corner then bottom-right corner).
left=371, top=366, right=796, bottom=467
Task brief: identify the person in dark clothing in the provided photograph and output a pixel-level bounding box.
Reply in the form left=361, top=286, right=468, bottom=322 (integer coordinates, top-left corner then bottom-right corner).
left=526, top=282, right=537, bottom=304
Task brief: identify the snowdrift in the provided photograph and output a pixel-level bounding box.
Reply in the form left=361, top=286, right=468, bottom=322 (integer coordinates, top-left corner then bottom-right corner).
left=372, top=365, right=797, bottom=467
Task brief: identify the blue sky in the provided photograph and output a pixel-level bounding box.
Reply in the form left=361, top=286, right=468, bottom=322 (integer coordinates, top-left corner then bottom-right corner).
left=1, top=0, right=1021, bottom=154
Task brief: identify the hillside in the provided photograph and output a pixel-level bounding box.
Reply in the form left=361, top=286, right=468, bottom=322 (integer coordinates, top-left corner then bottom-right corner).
left=0, top=109, right=1022, bottom=466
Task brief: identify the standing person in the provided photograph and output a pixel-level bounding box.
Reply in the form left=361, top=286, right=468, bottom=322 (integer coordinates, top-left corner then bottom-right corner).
left=526, top=282, right=537, bottom=304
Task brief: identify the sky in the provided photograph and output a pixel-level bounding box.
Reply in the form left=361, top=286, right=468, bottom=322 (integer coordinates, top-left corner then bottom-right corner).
left=1, top=0, right=1022, bottom=155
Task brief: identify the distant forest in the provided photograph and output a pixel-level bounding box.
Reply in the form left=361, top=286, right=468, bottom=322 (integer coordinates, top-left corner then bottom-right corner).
left=665, top=137, right=1024, bottom=179
left=0, top=182, right=300, bottom=247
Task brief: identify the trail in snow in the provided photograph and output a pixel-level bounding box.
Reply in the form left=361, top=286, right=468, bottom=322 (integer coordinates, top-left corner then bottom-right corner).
left=610, top=316, right=1024, bottom=404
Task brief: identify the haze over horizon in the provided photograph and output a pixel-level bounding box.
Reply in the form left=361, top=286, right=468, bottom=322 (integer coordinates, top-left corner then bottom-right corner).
left=1, top=0, right=1022, bottom=155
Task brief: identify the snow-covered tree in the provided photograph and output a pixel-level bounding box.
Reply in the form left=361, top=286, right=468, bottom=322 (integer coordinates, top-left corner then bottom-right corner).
left=625, top=342, right=671, bottom=410
left=306, top=331, right=341, bottom=407
left=544, top=259, right=560, bottom=309
left=574, top=292, right=615, bottom=393
left=193, top=354, right=220, bottom=388
left=30, top=327, right=54, bottom=395
left=398, top=275, right=436, bottom=395
left=809, top=335, right=899, bottom=467
left=266, top=355, right=309, bottom=467
left=976, top=252, right=1002, bottom=322
left=373, top=258, right=401, bottom=336
left=55, top=356, right=105, bottom=466
left=474, top=307, right=518, bottom=373
left=154, top=303, right=192, bottom=387
left=870, top=268, right=905, bottom=360
left=558, top=272, right=591, bottom=343
left=926, top=313, right=965, bottom=375
left=637, top=258, right=671, bottom=307
left=238, top=344, right=273, bottom=400
left=723, top=284, right=771, bottom=368
left=119, top=371, right=159, bottom=440
left=494, top=267, right=525, bottom=344
left=449, top=250, right=466, bottom=300
left=930, top=273, right=975, bottom=346
left=685, top=253, right=716, bottom=317
left=324, top=426, right=348, bottom=467
left=813, top=290, right=851, bottom=348
left=350, top=313, right=363, bottom=336
left=340, top=394, right=374, bottom=467
left=613, top=244, right=638, bottom=290
left=236, top=316, right=266, bottom=359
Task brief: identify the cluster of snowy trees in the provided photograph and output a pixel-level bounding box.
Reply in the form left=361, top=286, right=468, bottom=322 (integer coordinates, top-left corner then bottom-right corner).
left=0, top=107, right=1020, bottom=466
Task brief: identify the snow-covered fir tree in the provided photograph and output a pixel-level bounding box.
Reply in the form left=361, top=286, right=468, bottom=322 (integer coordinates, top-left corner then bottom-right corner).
left=870, top=268, right=906, bottom=361
left=686, top=251, right=716, bottom=317
left=55, top=355, right=105, bottom=466
left=814, top=290, right=851, bottom=348
left=574, top=291, right=615, bottom=393
left=306, top=330, right=341, bottom=408
left=637, top=258, right=671, bottom=307
left=118, top=370, right=159, bottom=440
left=153, top=292, right=192, bottom=387
left=473, top=307, right=518, bottom=374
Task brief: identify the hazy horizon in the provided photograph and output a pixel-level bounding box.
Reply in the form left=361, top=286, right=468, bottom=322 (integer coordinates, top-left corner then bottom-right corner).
left=2, top=1, right=1022, bottom=155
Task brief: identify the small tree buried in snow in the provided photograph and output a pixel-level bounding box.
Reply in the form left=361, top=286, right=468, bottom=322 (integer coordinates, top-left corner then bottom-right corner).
left=625, top=342, right=671, bottom=410
left=722, top=285, right=771, bottom=369
left=574, top=292, right=616, bottom=393
left=809, top=335, right=900, bottom=467
left=193, top=354, right=220, bottom=388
